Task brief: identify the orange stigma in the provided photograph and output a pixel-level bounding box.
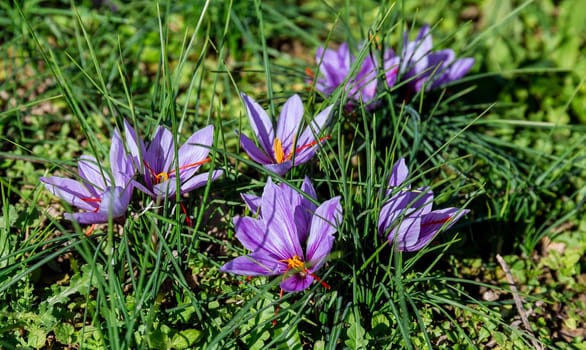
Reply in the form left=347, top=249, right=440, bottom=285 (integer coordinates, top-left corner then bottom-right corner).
left=305, top=67, right=315, bottom=78
left=272, top=135, right=331, bottom=163
left=144, top=158, right=211, bottom=184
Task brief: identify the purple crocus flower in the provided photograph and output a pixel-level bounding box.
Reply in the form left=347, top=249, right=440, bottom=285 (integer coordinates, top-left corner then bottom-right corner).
left=40, top=129, right=135, bottom=225
left=311, top=43, right=380, bottom=107
left=221, top=177, right=343, bottom=293
left=239, top=93, right=334, bottom=176
left=385, top=25, right=474, bottom=93
left=377, top=158, right=469, bottom=252
left=125, top=121, right=223, bottom=199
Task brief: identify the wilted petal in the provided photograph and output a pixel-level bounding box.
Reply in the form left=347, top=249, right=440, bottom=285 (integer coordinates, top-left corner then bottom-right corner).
left=220, top=252, right=285, bottom=276
left=306, top=196, right=342, bottom=269
left=280, top=273, right=314, bottom=293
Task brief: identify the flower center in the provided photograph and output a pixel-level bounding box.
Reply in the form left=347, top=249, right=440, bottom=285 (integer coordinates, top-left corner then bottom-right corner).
left=273, top=137, right=286, bottom=164
left=272, top=136, right=331, bottom=164
left=282, top=255, right=305, bottom=271
left=144, top=158, right=211, bottom=185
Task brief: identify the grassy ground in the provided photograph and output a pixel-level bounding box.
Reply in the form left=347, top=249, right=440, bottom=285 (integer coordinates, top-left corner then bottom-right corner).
left=1, top=0, right=585, bottom=349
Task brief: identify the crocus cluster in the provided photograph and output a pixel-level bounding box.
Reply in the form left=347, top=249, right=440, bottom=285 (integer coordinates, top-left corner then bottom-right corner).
left=312, top=24, right=474, bottom=106
left=42, top=120, right=222, bottom=226
left=377, top=158, right=469, bottom=251
left=220, top=177, right=343, bottom=292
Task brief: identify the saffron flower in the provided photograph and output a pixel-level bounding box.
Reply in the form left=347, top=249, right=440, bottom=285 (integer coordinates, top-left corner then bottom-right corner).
left=239, top=93, right=334, bottom=176
left=126, top=121, right=223, bottom=199
left=221, top=177, right=343, bottom=292
left=41, top=129, right=135, bottom=224
left=311, top=43, right=380, bottom=107
left=385, top=25, right=474, bottom=93
left=378, top=158, right=469, bottom=252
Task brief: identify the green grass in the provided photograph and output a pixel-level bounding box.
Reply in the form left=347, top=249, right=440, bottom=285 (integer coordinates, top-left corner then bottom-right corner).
left=1, top=0, right=585, bottom=349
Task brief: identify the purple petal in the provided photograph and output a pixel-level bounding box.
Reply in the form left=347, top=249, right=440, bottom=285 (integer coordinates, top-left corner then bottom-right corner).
left=296, top=104, right=333, bottom=148
left=132, top=179, right=155, bottom=198
left=98, top=186, right=132, bottom=219
left=110, top=129, right=134, bottom=186
left=64, top=211, right=109, bottom=224
left=306, top=196, right=342, bottom=270
left=177, top=125, right=214, bottom=179
left=388, top=158, right=409, bottom=189
left=123, top=119, right=146, bottom=172
left=444, top=57, right=474, bottom=84
left=387, top=216, right=422, bottom=251
left=275, top=95, right=304, bottom=155
left=41, top=176, right=97, bottom=211
left=234, top=215, right=267, bottom=251
left=239, top=132, right=272, bottom=164
left=280, top=273, right=314, bottom=293
left=179, top=169, right=223, bottom=195
left=147, top=126, right=174, bottom=176
left=263, top=162, right=293, bottom=176
left=78, top=156, right=107, bottom=191
left=241, top=93, right=275, bottom=156
left=220, top=252, right=285, bottom=276
left=411, top=207, right=470, bottom=251
left=241, top=193, right=261, bottom=214
left=259, top=178, right=303, bottom=259
left=294, top=177, right=318, bottom=243
left=153, top=180, right=178, bottom=199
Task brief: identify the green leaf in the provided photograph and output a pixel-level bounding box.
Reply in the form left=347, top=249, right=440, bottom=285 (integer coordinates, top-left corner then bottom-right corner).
left=54, top=322, right=75, bottom=345
left=27, top=326, right=46, bottom=349
left=171, top=329, right=203, bottom=349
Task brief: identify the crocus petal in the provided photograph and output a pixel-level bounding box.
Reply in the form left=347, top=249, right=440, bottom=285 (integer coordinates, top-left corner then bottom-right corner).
left=280, top=273, right=314, bottom=293
left=411, top=207, right=470, bottom=251
left=148, top=126, right=175, bottom=175
left=296, top=104, right=333, bottom=148
left=123, top=119, right=146, bottom=171
left=178, top=125, right=214, bottom=174
left=275, top=94, right=304, bottom=155
left=241, top=193, right=261, bottom=214
left=98, top=186, right=132, bottom=219
left=40, top=176, right=97, bottom=211
left=78, top=155, right=107, bottom=191
left=444, top=57, right=474, bottom=84
left=306, top=196, right=342, bottom=269
left=239, top=131, right=272, bottom=164
left=260, top=178, right=304, bottom=259
left=234, top=215, right=267, bottom=251
left=179, top=169, right=223, bottom=195
left=110, top=129, right=133, bottom=186
left=241, top=93, right=275, bottom=155
left=388, top=158, right=409, bottom=189
left=263, top=162, right=293, bottom=176
left=153, top=180, right=178, bottom=199
left=220, top=252, right=285, bottom=276
left=294, top=177, right=318, bottom=243
left=387, top=216, right=422, bottom=251
left=64, top=211, right=109, bottom=224
left=132, top=179, right=155, bottom=198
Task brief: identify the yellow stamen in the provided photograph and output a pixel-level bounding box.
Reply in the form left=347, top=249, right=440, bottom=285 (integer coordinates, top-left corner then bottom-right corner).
left=273, top=137, right=285, bottom=164
left=155, top=172, right=169, bottom=184
left=281, top=255, right=305, bottom=271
